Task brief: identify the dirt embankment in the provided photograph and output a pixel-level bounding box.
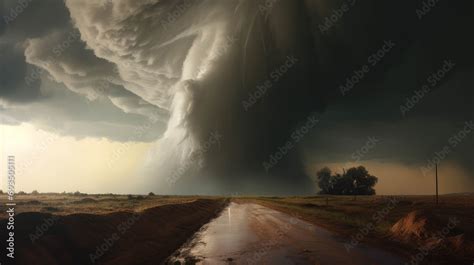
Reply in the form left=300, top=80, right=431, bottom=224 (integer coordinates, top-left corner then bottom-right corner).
left=0, top=199, right=227, bottom=265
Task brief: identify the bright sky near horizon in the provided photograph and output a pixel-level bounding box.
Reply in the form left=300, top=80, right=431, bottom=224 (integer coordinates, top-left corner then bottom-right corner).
left=0, top=123, right=153, bottom=194
left=2, top=122, right=473, bottom=195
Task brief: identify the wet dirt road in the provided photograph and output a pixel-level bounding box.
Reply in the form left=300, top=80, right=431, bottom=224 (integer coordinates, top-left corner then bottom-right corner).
left=168, top=202, right=405, bottom=265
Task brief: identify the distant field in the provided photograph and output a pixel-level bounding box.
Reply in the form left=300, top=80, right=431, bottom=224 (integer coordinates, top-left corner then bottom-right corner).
left=0, top=194, right=218, bottom=219
left=238, top=195, right=474, bottom=265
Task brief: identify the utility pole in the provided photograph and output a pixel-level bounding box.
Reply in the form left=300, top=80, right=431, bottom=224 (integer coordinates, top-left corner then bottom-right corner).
left=353, top=179, right=357, bottom=201
left=435, top=163, right=439, bottom=205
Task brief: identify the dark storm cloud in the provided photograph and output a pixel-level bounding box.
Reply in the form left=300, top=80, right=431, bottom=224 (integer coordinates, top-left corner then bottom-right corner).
left=184, top=0, right=472, bottom=194
left=24, top=28, right=169, bottom=120
left=301, top=0, right=473, bottom=179
left=0, top=42, right=41, bottom=102
left=0, top=0, right=472, bottom=194
left=1, top=0, right=70, bottom=40
left=304, top=66, right=472, bottom=166
left=0, top=1, right=6, bottom=35
left=2, top=79, right=167, bottom=142
left=0, top=0, right=70, bottom=105
left=1, top=0, right=168, bottom=141
left=61, top=0, right=473, bottom=195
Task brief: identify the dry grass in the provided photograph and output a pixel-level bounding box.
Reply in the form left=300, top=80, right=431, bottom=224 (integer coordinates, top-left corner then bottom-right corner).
left=0, top=194, right=219, bottom=218
left=237, top=194, right=474, bottom=265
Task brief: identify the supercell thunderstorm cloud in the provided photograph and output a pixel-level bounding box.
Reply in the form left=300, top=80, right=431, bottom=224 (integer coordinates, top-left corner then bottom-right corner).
left=0, top=0, right=472, bottom=195
left=63, top=0, right=325, bottom=195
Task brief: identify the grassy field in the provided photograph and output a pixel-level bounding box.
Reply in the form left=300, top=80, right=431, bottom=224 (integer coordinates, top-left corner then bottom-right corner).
left=0, top=193, right=218, bottom=219
left=237, top=195, right=474, bottom=265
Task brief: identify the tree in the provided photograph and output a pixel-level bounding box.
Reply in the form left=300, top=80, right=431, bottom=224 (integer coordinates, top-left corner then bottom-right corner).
left=345, top=166, right=378, bottom=195
left=316, top=167, right=332, bottom=194
left=316, top=166, right=378, bottom=195
left=31, top=190, right=39, bottom=195
left=148, top=192, right=155, bottom=196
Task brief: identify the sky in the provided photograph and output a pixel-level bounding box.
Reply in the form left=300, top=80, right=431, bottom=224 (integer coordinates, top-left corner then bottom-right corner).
left=0, top=0, right=472, bottom=195
left=1, top=123, right=153, bottom=194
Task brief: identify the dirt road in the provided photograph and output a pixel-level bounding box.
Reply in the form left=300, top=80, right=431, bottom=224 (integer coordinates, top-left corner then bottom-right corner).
left=169, top=202, right=405, bottom=264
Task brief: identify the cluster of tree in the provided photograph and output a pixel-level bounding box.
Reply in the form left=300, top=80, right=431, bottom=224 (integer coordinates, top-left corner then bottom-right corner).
left=316, top=166, right=378, bottom=195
